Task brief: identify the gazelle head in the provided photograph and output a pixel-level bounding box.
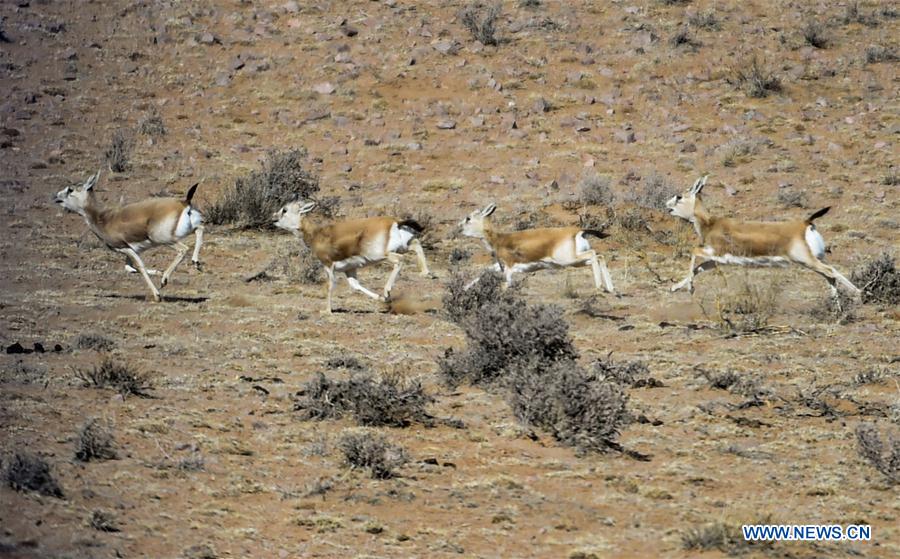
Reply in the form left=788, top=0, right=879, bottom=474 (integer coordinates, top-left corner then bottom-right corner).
left=459, top=203, right=497, bottom=239
left=55, top=171, right=100, bottom=216
left=272, top=200, right=317, bottom=231
left=666, top=175, right=708, bottom=222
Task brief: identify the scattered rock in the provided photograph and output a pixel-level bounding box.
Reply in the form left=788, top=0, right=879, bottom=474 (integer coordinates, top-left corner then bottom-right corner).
left=432, top=40, right=460, bottom=55
left=313, top=82, right=336, bottom=95
left=436, top=120, right=456, bottom=130
left=198, top=32, right=218, bottom=45
left=283, top=0, right=300, bottom=13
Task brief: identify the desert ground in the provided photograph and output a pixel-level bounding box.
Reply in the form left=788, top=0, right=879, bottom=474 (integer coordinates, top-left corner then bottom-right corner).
left=1, top=1, right=898, bottom=558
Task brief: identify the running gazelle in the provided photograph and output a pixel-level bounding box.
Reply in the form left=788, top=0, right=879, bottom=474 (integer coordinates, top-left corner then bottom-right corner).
left=272, top=200, right=432, bottom=313
left=459, top=203, right=616, bottom=292
left=666, top=175, right=860, bottom=298
left=54, top=171, right=204, bottom=301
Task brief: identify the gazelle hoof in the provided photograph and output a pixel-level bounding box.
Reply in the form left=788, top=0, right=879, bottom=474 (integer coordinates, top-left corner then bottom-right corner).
left=192, top=260, right=204, bottom=271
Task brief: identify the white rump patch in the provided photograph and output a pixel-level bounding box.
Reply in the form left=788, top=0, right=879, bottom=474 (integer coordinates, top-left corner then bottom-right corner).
left=175, top=207, right=201, bottom=239
left=386, top=223, right=414, bottom=253
left=805, top=226, right=826, bottom=260
left=574, top=232, right=591, bottom=254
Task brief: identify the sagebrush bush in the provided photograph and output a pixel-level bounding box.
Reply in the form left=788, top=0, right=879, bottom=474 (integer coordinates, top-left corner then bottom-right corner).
left=801, top=20, right=828, bottom=48
left=460, top=1, right=501, bottom=46
left=711, top=279, right=777, bottom=333
left=138, top=108, right=166, bottom=137
left=75, top=418, right=117, bottom=462
left=74, top=332, right=116, bottom=352
left=852, top=252, right=900, bottom=305
left=578, top=173, right=615, bottom=206
left=592, top=354, right=653, bottom=387
left=207, top=149, right=319, bottom=228
left=856, top=423, right=899, bottom=484
left=338, top=430, right=408, bottom=479
left=625, top=173, right=677, bottom=211
left=295, top=373, right=432, bottom=427
left=731, top=56, right=782, bottom=98
left=75, top=357, right=153, bottom=398
left=440, top=271, right=629, bottom=452
left=105, top=130, right=133, bottom=173
left=508, top=358, right=629, bottom=452
left=688, top=9, right=719, bottom=29
left=4, top=452, right=64, bottom=498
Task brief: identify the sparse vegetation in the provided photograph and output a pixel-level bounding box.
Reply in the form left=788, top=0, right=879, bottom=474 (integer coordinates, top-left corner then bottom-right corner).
left=89, top=510, right=121, bottom=532
left=731, top=56, right=782, bottom=98
left=810, top=290, right=858, bottom=324
left=670, top=28, right=701, bottom=49
left=856, top=423, right=899, bottom=484
left=719, top=136, right=769, bottom=167
left=74, top=332, right=116, bottom=352
left=441, top=271, right=629, bottom=452
left=624, top=173, right=677, bottom=211
left=852, top=252, right=900, bottom=305
left=338, top=430, right=409, bottom=479
left=592, top=354, right=658, bottom=388
left=865, top=44, right=898, bottom=63
left=295, top=372, right=433, bottom=427
left=75, top=356, right=154, bottom=398
left=460, top=2, right=501, bottom=46
left=75, top=418, right=117, bottom=462
left=710, top=278, right=778, bottom=334
left=207, top=149, right=319, bottom=228
left=104, top=129, right=133, bottom=173
left=682, top=521, right=771, bottom=554
left=776, top=188, right=807, bottom=208
left=578, top=173, right=614, bottom=206
left=688, top=9, right=720, bottom=29
left=138, top=108, right=166, bottom=137
left=3, top=452, right=64, bottom=498
left=801, top=20, right=828, bottom=48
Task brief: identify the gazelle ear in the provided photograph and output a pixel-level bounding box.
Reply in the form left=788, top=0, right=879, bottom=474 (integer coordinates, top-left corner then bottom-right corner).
left=691, top=175, right=708, bottom=195
left=83, top=170, right=101, bottom=191
left=481, top=203, right=497, bottom=217
left=298, top=201, right=317, bottom=214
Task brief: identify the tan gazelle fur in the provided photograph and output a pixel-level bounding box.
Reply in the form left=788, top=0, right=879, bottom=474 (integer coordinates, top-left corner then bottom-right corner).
left=272, top=200, right=432, bottom=313
left=666, top=175, right=860, bottom=298
left=460, top=203, right=615, bottom=292
left=54, top=171, right=205, bottom=302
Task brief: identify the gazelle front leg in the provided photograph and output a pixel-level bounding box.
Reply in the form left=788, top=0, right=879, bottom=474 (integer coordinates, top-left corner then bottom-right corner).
left=409, top=239, right=432, bottom=277
left=191, top=225, right=204, bottom=270
left=323, top=264, right=336, bottom=314
left=382, top=252, right=403, bottom=300
left=345, top=269, right=384, bottom=301
left=119, top=247, right=161, bottom=302
left=672, top=248, right=716, bottom=293
left=124, top=257, right=159, bottom=276
left=161, top=242, right=189, bottom=288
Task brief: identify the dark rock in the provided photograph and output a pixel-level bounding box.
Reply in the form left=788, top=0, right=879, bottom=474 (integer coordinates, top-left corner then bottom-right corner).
left=7, top=343, right=28, bottom=354
left=33, top=343, right=45, bottom=353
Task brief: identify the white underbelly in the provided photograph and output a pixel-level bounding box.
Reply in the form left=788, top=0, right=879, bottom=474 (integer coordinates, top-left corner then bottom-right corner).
left=334, top=255, right=378, bottom=272
left=511, top=260, right=558, bottom=274
left=708, top=254, right=790, bottom=267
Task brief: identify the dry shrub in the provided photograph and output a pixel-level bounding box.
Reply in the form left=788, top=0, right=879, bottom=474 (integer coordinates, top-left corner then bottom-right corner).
left=731, top=56, right=782, bottom=98
left=624, top=173, right=678, bottom=211
left=682, top=521, right=772, bottom=554
left=801, top=20, right=828, bottom=48
left=776, top=188, right=806, bottom=208
left=440, top=271, right=629, bottom=453
left=75, top=357, right=153, bottom=398
left=75, top=418, right=117, bottom=462
left=460, top=1, right=501, bottom=46
left=89, top=509, right=121, bottom=532
left=578, top=173, right=614, bottom=206
left=866, top=45, right=898, bottom=63
left=74, top=332, right=116, bottom=352
left=670, top=28, right=701, bottom=49
left=138, top=108, right=166, bottom=137
left=207, top=149, right=319, bottom=228
left=592, top=354, right=658, bottom=388
left=104, top=129, right=133, bottom=173
left=3, top=452, right=64, bottom=498
left=707, top=277, right=777, bottom=334
left=856, top=423, right=899, bottom=484
left=338, top=430, right=408, bottom=479
left=719, top=136, right=770, bottom=167
left=295, top=373, right=432, bottom=427
left=810, top=290, right=858, bottom=324
left=688, top=9, right=720, bottom=29
left=852, top=252, right=900, bottom=305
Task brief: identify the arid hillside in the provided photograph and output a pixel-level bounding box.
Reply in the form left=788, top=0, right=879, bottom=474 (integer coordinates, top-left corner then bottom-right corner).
left=1, top=1, right=898, bottom=558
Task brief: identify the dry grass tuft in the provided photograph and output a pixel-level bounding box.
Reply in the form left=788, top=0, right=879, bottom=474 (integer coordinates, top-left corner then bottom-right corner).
left=852, top=252, right=900, bottom=305
left=75, top=357, right=154, bottom=398
left=460, top=2, right=501, bottom=46
left=75, top=418, right=117, bottom=462
left=338, top=430, right=409, bottom=479
left=3, top=452, right=64, bottom=498
left=856, top=423, right=899, bottom=484
left=731, top=56, right=782, bottom=98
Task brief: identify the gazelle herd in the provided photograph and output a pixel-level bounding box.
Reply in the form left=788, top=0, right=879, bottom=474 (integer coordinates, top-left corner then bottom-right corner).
left=55, top=171, right=862, bottom=311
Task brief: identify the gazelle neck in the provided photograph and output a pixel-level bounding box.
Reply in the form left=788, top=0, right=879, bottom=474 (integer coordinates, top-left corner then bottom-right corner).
left=691, top=197, right=715, bottom=241
left=299, top=217, right=320, bottom=244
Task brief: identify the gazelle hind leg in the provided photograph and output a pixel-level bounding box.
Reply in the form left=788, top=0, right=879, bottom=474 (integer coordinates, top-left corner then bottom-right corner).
left=124, top=257, right=159, bottom=275
left=119, top=248, right=160, bottom=302
left=161, top=242, right=189, bottom=288
left=191, top=225, right=204, bottom=270
left=410, top=239, right=432, bottom=277
left=382, top=253, right=403, bottom=299
left=344, top=269, right=383, bottom=301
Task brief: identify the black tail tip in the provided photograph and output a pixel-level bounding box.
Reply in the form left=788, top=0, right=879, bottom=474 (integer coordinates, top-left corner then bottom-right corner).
left=398, top=219, right=424, bottom=233
left=185, top=183, right=199, bottom=203
left=583, top=229, right=610, bottom=239
left=808, top=206, right=831, bottom=222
